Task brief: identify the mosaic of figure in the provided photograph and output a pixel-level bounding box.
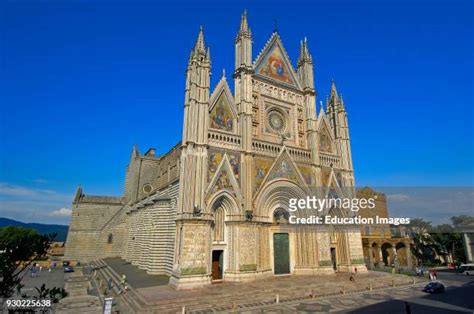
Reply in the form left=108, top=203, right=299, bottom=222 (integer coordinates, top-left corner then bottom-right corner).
left=208, top=150, right=240, bottom=182
left=268, top=159, right=298, bottom=182
left=258, top=46, right=294, bottom=85
left=319, top=131, right=332, bottom=153
left=321, top=168, right=331, bottom=186
left=211, top=170, right=233, bottom=195
left=228, top=154, right=240, bottom=179
left=210, top=93, right=234, bottom=132
left=299, top=166, right=314, bottom=185
left=336, top=172, right=343, bottom=187
left=253, top=158, right=273, bottom=192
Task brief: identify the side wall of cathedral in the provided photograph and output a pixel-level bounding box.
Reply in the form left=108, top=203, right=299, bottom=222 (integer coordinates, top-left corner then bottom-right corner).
left=64, top=194, right=125, bottom=262
left=122, top=181, right=179, bottom=275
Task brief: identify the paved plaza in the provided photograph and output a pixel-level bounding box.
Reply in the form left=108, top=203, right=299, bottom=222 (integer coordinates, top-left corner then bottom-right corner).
left=101, top=258, right=416, bottom=313
left=251, top=278, right=474, bottom=313
left=95, top=258, right=474, bottom=313
left=18, top=266, right=65, bottom=297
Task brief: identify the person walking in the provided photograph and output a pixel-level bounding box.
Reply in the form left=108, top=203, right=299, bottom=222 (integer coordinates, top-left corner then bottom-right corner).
left=120, top=273, right=127, bottom=287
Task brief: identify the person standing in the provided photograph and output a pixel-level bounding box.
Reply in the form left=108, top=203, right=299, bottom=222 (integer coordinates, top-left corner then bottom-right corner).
left=405, top=301, right=412, bottom=314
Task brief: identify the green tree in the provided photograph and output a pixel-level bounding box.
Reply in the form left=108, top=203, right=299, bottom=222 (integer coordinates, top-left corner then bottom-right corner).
left=0, top=226, right=51, bottom=298
left=35, top=283, right=67, bottom=303
left=430, top=224, right=465, bottom=263
left=407, top=219, right=436, bottom=264
left=451, top=215, right=474, bottom=226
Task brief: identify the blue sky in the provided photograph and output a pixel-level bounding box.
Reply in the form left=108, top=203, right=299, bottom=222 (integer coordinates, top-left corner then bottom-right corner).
left=0, top=0, right=473, bottom=225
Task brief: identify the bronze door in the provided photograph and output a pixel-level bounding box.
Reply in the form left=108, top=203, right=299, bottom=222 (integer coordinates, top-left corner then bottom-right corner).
left=273, top=233, right=290, bottom=274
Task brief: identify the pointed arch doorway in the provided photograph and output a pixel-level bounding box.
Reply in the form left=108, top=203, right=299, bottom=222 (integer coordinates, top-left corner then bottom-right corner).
left=208, top=192, right=238, bottom=283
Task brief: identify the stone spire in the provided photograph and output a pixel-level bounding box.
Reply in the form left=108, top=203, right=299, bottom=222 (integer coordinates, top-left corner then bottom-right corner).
left=297, top=37, right=315, bottom=91
left=330, top=79, right=337, bottom=96
left=194, top=26, right=206, bottom=55
left=298, top=37, right=312, bottom=65
left=235, top=10, right=252, bottom=70
left=239, top=9, right=250, bottom=33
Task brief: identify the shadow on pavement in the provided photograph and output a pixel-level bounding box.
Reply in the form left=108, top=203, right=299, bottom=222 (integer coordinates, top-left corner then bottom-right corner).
left=103, top=257, right=169, bottom=289
left=346, top=280, right=474, bottom=314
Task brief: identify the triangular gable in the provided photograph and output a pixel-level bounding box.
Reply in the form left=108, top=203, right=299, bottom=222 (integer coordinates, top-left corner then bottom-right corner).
left=323, top=168, right=346, bottom=199
left=254, top=33, right=301, bottom=89
left=254, top=146, right=307, bottom=197
left=209, top=76, right=237, bottom=133
left=317, top=114, right=335, bottom=154
left=206, top=154, right=242, bottom=200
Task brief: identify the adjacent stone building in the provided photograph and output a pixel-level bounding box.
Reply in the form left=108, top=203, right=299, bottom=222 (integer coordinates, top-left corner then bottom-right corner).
left=457, top=221, right=474, bottom=263
left=357, top=187, right=413, bottom=270
left=65, top=11, right=368, bottom=289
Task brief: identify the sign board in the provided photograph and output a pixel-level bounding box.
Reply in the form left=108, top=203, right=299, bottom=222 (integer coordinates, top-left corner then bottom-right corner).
left=103, top=297, right=114, bottom=314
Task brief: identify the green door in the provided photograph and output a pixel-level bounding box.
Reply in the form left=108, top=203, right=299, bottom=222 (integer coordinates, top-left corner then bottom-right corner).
left=273, top=233, right=290, bottom=274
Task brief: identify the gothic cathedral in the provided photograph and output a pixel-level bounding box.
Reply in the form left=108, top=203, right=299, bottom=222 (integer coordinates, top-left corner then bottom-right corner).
left=65, top=11, right=367, bottom=289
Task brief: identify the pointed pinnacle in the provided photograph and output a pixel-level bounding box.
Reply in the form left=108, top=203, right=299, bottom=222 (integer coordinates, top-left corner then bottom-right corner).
left=331, top=79, right=337, bottom=95
left=194, top=26, right=206, bottom=53
left=298, top=37, right=312, bottom=64
left=240, top=10, right=249, bottom=32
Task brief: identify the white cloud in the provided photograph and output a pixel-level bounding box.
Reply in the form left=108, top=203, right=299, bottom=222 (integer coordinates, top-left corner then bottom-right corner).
left=0, top=183, right=38, bottom=196
left=49, top=208, right=72, bottom=217
left=0, top=182, right=73, bottom=224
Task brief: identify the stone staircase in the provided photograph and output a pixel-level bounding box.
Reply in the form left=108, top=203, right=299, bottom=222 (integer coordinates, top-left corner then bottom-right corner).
left=56, top=267, right=102, bottom=314
left=91, top=259, right=148, bottom=313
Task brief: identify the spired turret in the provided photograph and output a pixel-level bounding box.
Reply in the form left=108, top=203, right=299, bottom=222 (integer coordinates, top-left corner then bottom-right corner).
left=171, top=26, right=213, bottom=289
left=182, top=26, right=211, bottom=146
left=297, top=37, right=315, bottom=92
left=297, top=37, right=319, bottom=170
left=326, top=80, right=353, bottom=175
left=234, top=10, right=254, bottom=214
left=235, top=10, right=252, bottom=71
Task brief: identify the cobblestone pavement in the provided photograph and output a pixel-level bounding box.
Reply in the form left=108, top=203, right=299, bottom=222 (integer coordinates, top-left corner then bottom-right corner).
left=20, top=266, right=65, bottom=295
left=241, top=277, right=474, bottom=313
left=129, top=271, right=416, bottom=313
left=103, top=257, right=473, bottom=313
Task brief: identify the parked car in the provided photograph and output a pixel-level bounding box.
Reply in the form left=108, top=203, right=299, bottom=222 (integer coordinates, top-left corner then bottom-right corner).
left=423, top=282, right=445, bottom=294
left=64, top=266, right=74, bottom=273
left=459, top=263, right=474, bottom=275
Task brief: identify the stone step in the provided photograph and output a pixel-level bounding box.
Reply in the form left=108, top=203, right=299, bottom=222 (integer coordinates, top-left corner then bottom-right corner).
left=141, top=276, right=415, bottom=313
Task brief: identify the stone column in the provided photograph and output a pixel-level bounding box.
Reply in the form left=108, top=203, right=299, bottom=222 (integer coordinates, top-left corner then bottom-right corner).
left=406, top=243, right=413, bottom=269
left=368, top=245, right=374, bottom=270
left=378, top=246, right=383, bottom=266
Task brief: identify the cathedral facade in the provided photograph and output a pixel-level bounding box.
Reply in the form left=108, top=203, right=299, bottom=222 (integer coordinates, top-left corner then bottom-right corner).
left=65, top=12, right=367, bottom=289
